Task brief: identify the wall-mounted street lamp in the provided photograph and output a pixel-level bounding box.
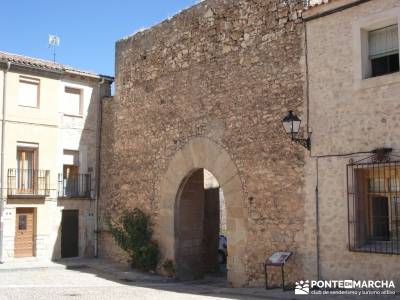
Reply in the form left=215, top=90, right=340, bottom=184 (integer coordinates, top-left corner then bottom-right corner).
left=282, top=110, right=311, bottom=150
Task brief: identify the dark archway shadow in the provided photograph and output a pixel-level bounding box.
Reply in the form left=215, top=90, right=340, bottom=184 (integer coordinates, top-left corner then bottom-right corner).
left=174, top=168, right=227, bottom=282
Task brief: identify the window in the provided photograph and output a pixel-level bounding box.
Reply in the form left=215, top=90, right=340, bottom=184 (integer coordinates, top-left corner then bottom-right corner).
left=368, top=24, right=399, bottom=77
left=348, top=160, right=400, bottom=254
left=18, top=76, right=39, bottom=107
left=18, top=215, right=27, bottom=230
left=62, top=150, right=80, bottom=195
left=63, top=87, right=82, bottom=116
left=61, top=150, right=86, bottom=197
left=16, top=146, right=37, bottom=194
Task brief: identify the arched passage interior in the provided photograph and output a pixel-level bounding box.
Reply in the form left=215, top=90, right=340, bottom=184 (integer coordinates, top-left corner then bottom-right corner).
left=174, top=168, right=227, bottom=280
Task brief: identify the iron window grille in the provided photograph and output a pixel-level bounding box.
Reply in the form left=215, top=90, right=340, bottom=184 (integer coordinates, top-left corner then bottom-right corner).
left=347, top=153, right=400, bottom=254
left=58, top=173, right=91, bottom=198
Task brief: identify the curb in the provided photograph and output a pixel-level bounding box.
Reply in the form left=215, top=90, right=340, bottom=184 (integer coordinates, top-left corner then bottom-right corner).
left=0, top=265, right=66, bottom=272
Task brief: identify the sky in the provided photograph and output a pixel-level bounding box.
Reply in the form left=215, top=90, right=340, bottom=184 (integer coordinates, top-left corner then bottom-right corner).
left=0, top=0, right=199, bottom=77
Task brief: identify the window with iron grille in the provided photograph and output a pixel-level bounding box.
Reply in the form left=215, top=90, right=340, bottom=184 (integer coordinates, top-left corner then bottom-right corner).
left=347, top=155, right=400, bottom=254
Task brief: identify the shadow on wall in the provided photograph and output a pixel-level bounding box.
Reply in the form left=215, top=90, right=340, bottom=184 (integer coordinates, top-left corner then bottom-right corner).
left=95, top=94, right=129, bottom=263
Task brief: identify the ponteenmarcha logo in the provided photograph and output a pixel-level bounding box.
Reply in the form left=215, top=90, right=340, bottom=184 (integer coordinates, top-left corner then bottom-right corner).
left=294, top=280, right=396, bottom=296
left=295, top=280, right=310, bottom=294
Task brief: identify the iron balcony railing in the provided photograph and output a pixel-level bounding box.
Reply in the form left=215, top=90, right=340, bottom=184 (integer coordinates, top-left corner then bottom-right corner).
left=58, top=173, right=91, bottom=198
left=7, top=169, right=50, bottom=197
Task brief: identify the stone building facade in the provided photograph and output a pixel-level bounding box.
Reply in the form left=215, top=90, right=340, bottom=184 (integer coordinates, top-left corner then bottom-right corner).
left=99, top=0, right=307, bottom=287
left=99, top=0, right=400, bottom=288
left=303, top=0, right=400, bottom=283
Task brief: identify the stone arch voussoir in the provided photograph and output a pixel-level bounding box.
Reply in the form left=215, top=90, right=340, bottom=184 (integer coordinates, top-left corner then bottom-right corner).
left=156, top=137, right=248, bottom=287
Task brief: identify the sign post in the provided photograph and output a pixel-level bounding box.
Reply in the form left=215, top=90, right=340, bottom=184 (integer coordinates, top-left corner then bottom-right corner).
left=264, top=251, right=292, bottom=291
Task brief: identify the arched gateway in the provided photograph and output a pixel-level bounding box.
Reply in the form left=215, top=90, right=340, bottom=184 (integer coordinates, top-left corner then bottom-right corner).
left=157, top=137, right=248, bottom=287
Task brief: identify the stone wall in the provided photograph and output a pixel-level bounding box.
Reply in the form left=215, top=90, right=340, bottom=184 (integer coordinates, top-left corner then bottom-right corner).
left=100, top=0, right=307, bottom=287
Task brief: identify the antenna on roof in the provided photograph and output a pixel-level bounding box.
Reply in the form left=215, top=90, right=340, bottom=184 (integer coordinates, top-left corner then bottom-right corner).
left=48, top=34, right=60, bottom=63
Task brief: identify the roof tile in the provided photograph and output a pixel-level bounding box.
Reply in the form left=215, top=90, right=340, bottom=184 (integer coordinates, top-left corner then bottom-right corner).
left=0, top=51, right=113, bottom=80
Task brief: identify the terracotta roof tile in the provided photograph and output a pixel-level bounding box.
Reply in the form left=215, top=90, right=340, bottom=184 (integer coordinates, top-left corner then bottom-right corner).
left=0, top=51, right=113, bottom=80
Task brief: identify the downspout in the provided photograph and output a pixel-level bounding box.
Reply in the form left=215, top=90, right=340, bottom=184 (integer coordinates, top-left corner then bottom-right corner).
left=315, top=158, right=320, bottom=280
left=94, top=78, right=105, bottom=258
left=303, top=16, right=320, bottom=280
left=304, top=21, right=310, bottom=134
left=0, top=62, right=11, bottom=263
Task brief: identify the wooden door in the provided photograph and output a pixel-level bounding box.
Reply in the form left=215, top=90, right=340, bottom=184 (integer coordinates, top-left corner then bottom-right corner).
left=14, top=208, right=35, bottom=257
left=203, top=188, right=220, bottom=273
left=61, top=210, right=79, bottom=258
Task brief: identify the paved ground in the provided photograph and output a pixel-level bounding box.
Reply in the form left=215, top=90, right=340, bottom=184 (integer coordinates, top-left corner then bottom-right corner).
left=0, top=258, right=397, bottom=300
left=0, top=268, right=224, bottom=300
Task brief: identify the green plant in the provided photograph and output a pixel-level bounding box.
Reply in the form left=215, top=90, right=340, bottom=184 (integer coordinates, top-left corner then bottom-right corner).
left=162, top=259, right=175, bottom=277
left=107, top=208, right=159, bottom=271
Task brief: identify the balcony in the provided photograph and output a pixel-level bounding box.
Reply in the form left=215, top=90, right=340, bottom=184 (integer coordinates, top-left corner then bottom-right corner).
left=58, top=173, right=91, bottom=198
left=7, top=169, right=50, bottom=197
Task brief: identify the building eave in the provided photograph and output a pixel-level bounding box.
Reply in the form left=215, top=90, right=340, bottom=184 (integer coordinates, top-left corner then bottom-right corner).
left=0, top=51, right=114, bottom=83
left=303, top=0, right=372, bottom=21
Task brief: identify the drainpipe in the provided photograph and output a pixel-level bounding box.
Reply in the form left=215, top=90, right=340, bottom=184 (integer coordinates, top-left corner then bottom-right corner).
left=94, top=78, right=105, bottom=258
left=0, top=62, right=11, bottom=263
left=303, top=14, right=320, bottom=280
left=315, top=158, right=320, bottom=280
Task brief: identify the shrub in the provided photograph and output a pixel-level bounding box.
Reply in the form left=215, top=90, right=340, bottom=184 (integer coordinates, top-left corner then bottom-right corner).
left=108, top=208, right=159, bottom=271
left=162, top=259, right=175, bottom=278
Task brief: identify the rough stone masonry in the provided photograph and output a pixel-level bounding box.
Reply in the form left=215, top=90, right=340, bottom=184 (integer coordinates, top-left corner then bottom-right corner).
left=99, top=0, right=307, bottom=287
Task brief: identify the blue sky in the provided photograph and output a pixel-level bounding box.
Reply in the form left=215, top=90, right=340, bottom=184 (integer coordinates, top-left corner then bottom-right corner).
left=0, top=0, right=198, bottom=77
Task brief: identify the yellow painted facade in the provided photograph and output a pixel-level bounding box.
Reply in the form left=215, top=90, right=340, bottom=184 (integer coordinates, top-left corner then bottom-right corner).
left=0, top=55, right=113, bottom=261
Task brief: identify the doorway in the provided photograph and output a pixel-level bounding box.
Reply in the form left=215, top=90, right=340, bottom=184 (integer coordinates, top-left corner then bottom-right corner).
left=158, top=137, right=247, bottom=286
left=61, top=210, right=79, bottom=258
left=63, top=165, right=79, bottom=197
left=16, top=148, right=36, bottom=194
left=175, top=169, right=226, bottom=280
left=14, top=208, right=35, bottom=257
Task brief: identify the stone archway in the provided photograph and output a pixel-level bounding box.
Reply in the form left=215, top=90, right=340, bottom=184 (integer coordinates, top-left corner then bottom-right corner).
left=157, top=137, right=248, bottom=287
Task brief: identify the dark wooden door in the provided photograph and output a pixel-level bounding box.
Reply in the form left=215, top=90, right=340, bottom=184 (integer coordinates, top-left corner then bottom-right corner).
left=61, top=210, right=79, bottom=258
left=14, top=208, right=35, bottom=257
left=203, top=188, right=220, bottom=273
